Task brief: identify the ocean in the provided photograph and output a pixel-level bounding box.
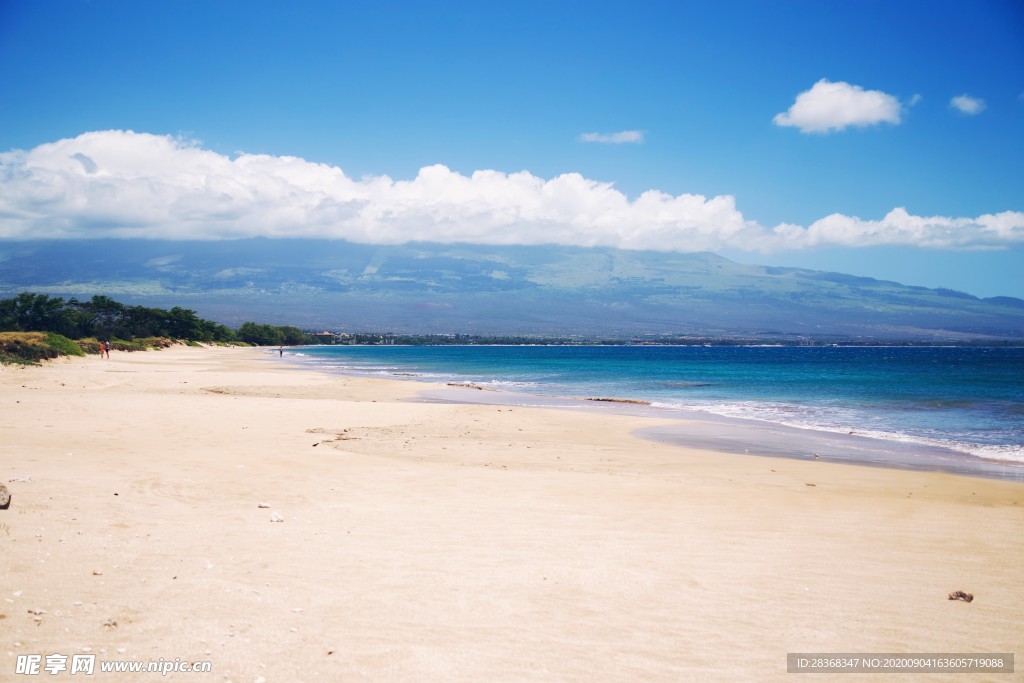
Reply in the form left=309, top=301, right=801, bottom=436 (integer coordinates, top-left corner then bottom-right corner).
left=285, top=345, right=1024, bottom=481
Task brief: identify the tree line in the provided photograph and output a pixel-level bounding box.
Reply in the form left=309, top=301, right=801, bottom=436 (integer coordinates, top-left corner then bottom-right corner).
left=0, top=292, right=314, bottom=346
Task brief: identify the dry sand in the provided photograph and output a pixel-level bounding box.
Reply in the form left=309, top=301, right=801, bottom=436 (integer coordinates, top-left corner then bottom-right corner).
left=1, top=346, right=1021, bottom=681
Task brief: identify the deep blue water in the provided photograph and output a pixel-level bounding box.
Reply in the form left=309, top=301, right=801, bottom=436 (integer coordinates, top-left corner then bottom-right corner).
left=287, top=345, right=1024, bottom=474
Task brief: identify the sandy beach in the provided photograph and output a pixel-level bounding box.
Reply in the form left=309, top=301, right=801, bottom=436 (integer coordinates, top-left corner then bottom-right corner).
left=1, top=345, right=1021, bottom=682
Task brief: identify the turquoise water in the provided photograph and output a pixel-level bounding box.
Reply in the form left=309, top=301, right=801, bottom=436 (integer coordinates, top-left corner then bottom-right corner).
left=288, top=345, right=1024, bottom=479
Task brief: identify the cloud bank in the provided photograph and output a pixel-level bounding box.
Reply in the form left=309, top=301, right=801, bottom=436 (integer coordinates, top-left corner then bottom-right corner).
left=1, top=131, right=1021, bottom=253
left=773, top=79, right=903, bottom=133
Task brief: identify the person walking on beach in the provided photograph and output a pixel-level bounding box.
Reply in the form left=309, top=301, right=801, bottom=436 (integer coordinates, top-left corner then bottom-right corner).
left=279, top=346, right=284, bottom=357
left=103, top=341, right=110, bottom=359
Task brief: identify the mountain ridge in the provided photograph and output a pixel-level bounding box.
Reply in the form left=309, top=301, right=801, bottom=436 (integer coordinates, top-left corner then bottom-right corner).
left=1, top=238, right=1021, bottom=340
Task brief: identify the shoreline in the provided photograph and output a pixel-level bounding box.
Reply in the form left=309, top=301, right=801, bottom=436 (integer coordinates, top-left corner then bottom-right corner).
left=2, top=345, right=1022, bottom=681
left=279, top=347, right=1024, bottom=483
left=410, top=384, right=1024, bottom=482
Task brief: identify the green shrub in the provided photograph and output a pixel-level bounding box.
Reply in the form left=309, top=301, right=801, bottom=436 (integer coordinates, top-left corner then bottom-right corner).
left=136, top=336, right=176, bottom=349
left=0, top=332, right=83, bottom=364
left=109, top=339, right=145, bottom=352
left=0, top=332, right=48, bottom=363
left=0, top=350, right=38, bottom=366
left=76, top=337, right=104, bottom=355
left=45, top=333, right=85, bottom=357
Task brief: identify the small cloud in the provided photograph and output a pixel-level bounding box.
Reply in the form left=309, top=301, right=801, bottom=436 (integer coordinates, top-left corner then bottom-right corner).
left=950, top=94, right=986, bottom=115
left=579, top=130, right=644, bottom=144
left=907, top=93, right=923, bottom=107
left=213, top=267, right=263, bottom=280
left=144, top=255, right=182, bottom=269
left=773, top=78, right=903, bottom=133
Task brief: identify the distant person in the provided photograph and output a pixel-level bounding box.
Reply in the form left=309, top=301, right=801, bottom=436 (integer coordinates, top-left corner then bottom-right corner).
left=104, top=341, right=111, bottom=359
left=279, top=346, right=284, bottom=357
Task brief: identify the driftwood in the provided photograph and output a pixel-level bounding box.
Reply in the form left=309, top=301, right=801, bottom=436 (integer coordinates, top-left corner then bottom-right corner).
left=948, top=590, right=973, bottom=603
left=584, top=397, right=652, bottom=405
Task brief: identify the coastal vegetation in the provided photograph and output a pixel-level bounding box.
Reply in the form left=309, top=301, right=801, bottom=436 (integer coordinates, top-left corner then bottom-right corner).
left=4, top=291, right=1020, bottom=366
left=0, top=331, right=85, bottom=365
left=0, top=292, right=317, bottom=364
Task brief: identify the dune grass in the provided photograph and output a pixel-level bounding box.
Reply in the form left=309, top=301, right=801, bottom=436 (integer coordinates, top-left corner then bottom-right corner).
left=0, top=332, right=86, bottom=365
left=0, top=332, right=190, bottom=365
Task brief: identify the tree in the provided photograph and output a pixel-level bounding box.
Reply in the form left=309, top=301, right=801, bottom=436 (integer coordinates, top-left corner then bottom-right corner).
left=237, top=322, right=285, bottom=346
left=0, top=292, right=77, bottom=336
left=279, top=325, right=310, bottom=345
left=236, top=322, right=314, bottom=345
left=77, top=295, right=126, bottom=339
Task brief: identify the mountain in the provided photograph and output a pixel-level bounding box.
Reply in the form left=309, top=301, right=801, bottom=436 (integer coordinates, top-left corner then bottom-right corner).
left=1, top=238, right=1022, bottom=340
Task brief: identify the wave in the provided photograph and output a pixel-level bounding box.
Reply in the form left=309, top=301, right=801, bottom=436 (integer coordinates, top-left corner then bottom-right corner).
left=650, top=399, right=1024, bottom=465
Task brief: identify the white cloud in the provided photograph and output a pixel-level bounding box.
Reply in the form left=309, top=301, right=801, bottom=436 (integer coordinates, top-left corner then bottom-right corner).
left=950, top=94, right=986, bottom=115
left=579, top=130, right=644, bottom=144
left=0, top=130, right=1021, bottom=254
left=773, top=79, right=903, bottom=133
left=767, top=208, right=1024, bottom=250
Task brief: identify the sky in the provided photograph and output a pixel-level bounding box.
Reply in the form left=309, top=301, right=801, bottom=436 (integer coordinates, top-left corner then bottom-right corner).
left=1, top=0, right=1022, bottom=297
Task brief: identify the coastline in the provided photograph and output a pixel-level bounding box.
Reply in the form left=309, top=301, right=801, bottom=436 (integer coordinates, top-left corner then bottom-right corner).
left=2, top=345, right=1022, bottom=681
left=407, top=384, right=1024, bottom=482
left=286, top=346, right=1024, bottom=482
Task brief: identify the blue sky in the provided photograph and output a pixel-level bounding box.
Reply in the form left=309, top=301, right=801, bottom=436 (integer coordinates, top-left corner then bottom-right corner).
left=1, top=0, right=1022, bottom=296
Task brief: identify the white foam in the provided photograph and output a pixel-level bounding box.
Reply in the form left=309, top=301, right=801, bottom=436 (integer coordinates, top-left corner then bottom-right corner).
left=650, top=400, right=1024, bottom=465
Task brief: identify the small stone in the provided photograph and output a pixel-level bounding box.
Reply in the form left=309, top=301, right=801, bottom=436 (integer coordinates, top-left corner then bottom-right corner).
left=0, top=484, right=10, bottom=510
